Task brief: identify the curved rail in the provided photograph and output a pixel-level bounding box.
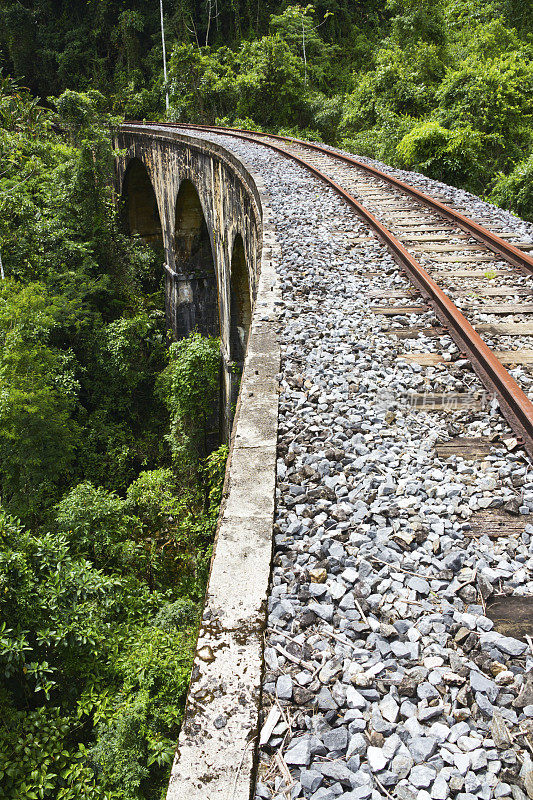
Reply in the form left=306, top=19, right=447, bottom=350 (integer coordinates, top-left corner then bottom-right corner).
left=121, top=122, right=533, bottom=457
left=166, top=122, right=533, bottom=276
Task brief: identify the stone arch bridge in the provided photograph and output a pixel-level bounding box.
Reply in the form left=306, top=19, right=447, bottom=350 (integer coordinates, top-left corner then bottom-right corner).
left=115, top=125, right=280, bottom=799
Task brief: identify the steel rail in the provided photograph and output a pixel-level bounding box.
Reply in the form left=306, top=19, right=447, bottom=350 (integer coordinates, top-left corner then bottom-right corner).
left=121, top=122, right=533, bottom=457
left=166, top=122, right=533, bottom=277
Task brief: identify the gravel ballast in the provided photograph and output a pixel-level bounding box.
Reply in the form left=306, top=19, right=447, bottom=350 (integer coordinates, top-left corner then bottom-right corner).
left=182, top=129, right=533, bottom=800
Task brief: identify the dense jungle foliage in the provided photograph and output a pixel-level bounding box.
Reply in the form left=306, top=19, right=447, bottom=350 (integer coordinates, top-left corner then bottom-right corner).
left=0, top=84, right=228, bottom=799
left=1, top=0, right=532, bottom=217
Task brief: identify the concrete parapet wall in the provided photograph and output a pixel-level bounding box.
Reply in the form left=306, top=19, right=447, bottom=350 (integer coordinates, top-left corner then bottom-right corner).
left=167, top=207, right=280, bottom=799
left=165, top=166, right=280, bottom=800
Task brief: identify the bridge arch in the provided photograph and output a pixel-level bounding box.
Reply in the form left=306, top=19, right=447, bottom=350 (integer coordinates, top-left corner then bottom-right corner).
left=173, top=178, right=219, bottom=338
left=114, top=128, right=264, bottom=440
left=229, top=233, right=251, bottom=364
left=121, top=157, right=163, bottom=247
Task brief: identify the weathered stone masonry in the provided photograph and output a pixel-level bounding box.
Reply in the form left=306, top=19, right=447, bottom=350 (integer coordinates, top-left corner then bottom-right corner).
left=115, top=126, right=264, bottom=437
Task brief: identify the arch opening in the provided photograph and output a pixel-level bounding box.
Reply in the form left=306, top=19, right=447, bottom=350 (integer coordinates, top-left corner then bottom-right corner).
left=121, top=158, right=163, bottom=247
left=229, top=235, right=251, bottom=364
left=174, top=179, right=219, bottom=338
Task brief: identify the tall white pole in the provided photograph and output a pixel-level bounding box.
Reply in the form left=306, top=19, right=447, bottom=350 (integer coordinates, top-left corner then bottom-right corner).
left=160, top=0, right=169, bottom=113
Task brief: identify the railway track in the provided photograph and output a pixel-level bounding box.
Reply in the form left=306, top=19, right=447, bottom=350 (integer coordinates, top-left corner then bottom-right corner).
left=120, top=122, right=533, bottom=800
left=126, top=121, right=533, bottom=458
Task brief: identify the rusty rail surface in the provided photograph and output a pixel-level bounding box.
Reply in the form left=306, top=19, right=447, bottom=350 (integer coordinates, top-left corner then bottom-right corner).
left=163, top=122, right=533, bottom=276
left=122, top=122, right=533, bottom=458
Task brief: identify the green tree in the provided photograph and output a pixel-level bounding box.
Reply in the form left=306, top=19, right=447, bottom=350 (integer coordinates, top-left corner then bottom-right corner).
left=387, top=0, right=448, bottom=50
left=270, top=4, right=334, bottom=88
left=55, top=482, right=130, bottom=569
left=0, top=508, right=122, bottom=709
left=167, top=43, right=238, bottom=122
left=158, top=332, right=221, bottom=469
left=491, top=153, right=533, bottom=220
left=0, top=282, right=80, bottom=519
left=237, top=34, right=308, bottom=126
left=436, top=52, right=533, bottom=170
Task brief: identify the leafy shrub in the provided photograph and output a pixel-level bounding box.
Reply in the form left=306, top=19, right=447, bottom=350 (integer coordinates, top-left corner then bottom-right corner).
left=396, top=120, right=490, bottom=193
left=153, top=599, right=198, bottom=631
left=157, top=333, right=221, bottom=467
left=0, top=705, right=114, bottom=800
left=126, top=469, right=180, bottom=528
left=55, top=482, right=130, bottom=568
left=0, top=510, right=122, bottom=702
left=490, top=153, right=533, bottom=221
left=89, top=624, right=195, bottom=799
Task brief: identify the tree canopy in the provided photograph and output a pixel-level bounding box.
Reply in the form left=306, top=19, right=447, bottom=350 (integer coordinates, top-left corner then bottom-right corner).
left=1, top=1, right=532, bottom=216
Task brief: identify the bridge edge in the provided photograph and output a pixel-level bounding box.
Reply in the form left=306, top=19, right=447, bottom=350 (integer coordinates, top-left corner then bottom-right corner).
left=155, top=142, right=281, bottom=800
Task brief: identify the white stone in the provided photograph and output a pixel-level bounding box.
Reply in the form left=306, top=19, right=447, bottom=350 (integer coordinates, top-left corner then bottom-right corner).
left=367, top=746, right=387, bottom=772
left=380, top=694, right=400, bottom=723
left=347, top=687, right=368, bottom=710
